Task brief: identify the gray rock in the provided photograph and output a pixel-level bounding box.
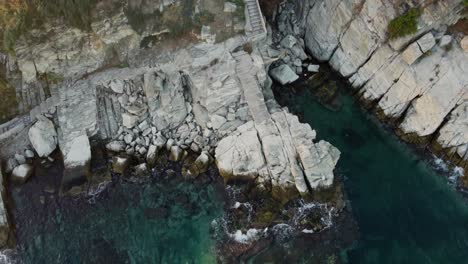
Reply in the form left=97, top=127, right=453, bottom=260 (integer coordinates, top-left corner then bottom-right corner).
left=269, top=65, right=299, bottom=85
left=211, top=115, right=227, bottom=130
left=307, top=64, right=320, bottom=73
left=28, top=117, right=58, bottom=157
left=169, top=146, right=183, bottom=161
left=134, top=163, right=149, bottom=176
left=439, top=35, right=453, bottom=47
left=5, top=158, right=18, bottom=173
left=106, top=141, right=126, bottom=152
left=188, top=151, right=212, bottom=177
left=124, top=133, right=134, bottom=144
left=224, top=2, right=237, bottom=12
left=24, top=149, right=35, bottom=159
left=113, top=156, right=130, bottom=174
left=122, top=113, right=139, bottom=128
left=15, top=154, right=26, bottom=165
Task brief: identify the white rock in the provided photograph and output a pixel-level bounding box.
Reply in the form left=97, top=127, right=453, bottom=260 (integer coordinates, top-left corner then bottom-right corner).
left=124, top=134, right=134, bottom=144
left=109, top=79, right=124, bottom=93
left=15, top=154, right=26, bottom=165
left=307, top=64, right=320, bottom=73
left=122, top=113, right=139, bottom=128
left=417, top=33, right=436, bottom=53
left=24, top=149, right=35, bottom=159
left=11, top=164, right=33, bottom=184
left=106, top=141, right=126, bottom=152
left=28, top=117, right=58, bottom=158
left=269, top=64, right=299, bottom=85
left=439, top=35, right=452, bottom=47
left=224, top=2, right=237, bottom=13
left=211, top=115, right=227, bottom=130
left=169, top=146, right=184, bottom=161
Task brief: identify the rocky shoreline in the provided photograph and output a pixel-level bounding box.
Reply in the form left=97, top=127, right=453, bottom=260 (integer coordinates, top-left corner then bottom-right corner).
left=0, top=0, right=348, bottom=256
left=269, top=0, right=468, bottom=176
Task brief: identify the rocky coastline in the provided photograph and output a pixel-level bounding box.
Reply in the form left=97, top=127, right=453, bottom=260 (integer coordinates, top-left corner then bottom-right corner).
left=0, top=0, right=466, bottom=261
left=0, top=0, right=351, bottom=260
left=268, top=0, right=468, bottom=176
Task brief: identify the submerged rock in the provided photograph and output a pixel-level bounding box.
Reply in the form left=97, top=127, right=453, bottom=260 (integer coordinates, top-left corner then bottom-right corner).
left=62, top=135, right=92, bottom=189
left=28, top=116, right=58, bottom=157
left=112, top=156, right=130, bottom=174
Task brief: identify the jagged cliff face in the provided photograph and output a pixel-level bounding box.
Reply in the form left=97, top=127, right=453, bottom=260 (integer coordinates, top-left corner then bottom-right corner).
left=277, top=0, right=468, bottom=168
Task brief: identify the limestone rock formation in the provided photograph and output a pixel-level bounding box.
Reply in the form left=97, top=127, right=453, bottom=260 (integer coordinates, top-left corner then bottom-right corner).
left=278, top=0, right=468, bottom=167
left=216, top=110, right=340, bottom=200
left=28, top=117, right=57, bottom=157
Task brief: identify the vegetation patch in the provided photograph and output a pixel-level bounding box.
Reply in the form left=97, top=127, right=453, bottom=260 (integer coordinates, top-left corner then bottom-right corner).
left=0, top=0, right=97, bottom=53
left=387, top=8, right=421, bottom=39
left=0, top=77, right=18, bottom=123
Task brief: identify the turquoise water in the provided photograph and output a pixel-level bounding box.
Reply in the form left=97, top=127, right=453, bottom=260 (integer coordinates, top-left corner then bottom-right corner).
left=278, top=86, right=468, bottom=263
left=11, top=168, right=224, bottom=264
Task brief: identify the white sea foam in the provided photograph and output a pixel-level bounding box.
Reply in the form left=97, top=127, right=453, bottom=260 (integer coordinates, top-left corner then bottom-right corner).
left=229, top=229, right=262, bottom=244
left=432, top=156, right=449, bottom=172
left=86, top=180, right=111, bottom=204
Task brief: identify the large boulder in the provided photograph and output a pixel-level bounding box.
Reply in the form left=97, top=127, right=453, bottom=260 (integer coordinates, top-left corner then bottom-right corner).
left=28, top=117, right=58, bottom=157
left=215, top=110, right=341, bottom=201
left=269, top=64, right=299, bottom=85
left=62, top=135, right=92, bottom=189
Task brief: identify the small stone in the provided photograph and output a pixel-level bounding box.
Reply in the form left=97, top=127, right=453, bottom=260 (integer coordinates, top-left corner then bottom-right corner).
left=138, top=120, right=150, bottom=131
left=24, top=149, right=35, bottom=158
left=143, top=128, right=152, bottom=137
left=307, top=64, right=320, bottom=73
left=166, top=138, right=175, bottom=151
left=109, top=79, right=124, bottom=94
left=11, top=164, right=33, bottom=184
left=169, top=146, right=183, bottom=161
left=112, top=156, right=130, bottom=174
left=106, top=141, right=126, bottom=152
left=15, top=154, right=26, bottom=165
left=439, top=35, right=452, bottom=47
left=139, top=147, right=147, bottom=155
left=191, top=143, right=200, bottom=153
left=124, top=134, right=134, bottom=144
left=122, top=113, right=139, bottom=128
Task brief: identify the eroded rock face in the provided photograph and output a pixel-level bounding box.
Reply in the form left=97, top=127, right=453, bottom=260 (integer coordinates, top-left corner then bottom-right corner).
left=215, top=110, right=340, bottom=200
left=28, top=117, right=58, bottom=157
left=279, top=0, right=468, bottom=166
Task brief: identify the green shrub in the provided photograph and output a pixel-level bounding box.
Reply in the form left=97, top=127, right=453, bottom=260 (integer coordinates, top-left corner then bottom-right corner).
left=387, top=8, right=421, bottom=39
left=464, top=0, right=468, bottom=7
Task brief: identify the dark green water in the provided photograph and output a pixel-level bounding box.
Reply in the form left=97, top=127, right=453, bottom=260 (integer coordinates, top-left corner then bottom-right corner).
left=10, top=168, right=224, bottom=264
left=279, top=87, right=468, bottom=264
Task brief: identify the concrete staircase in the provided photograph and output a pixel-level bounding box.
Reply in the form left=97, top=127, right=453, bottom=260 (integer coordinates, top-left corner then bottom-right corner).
left=245, top=0, right=267, bottom=41
left=233, top=51, right=270, bottom=124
